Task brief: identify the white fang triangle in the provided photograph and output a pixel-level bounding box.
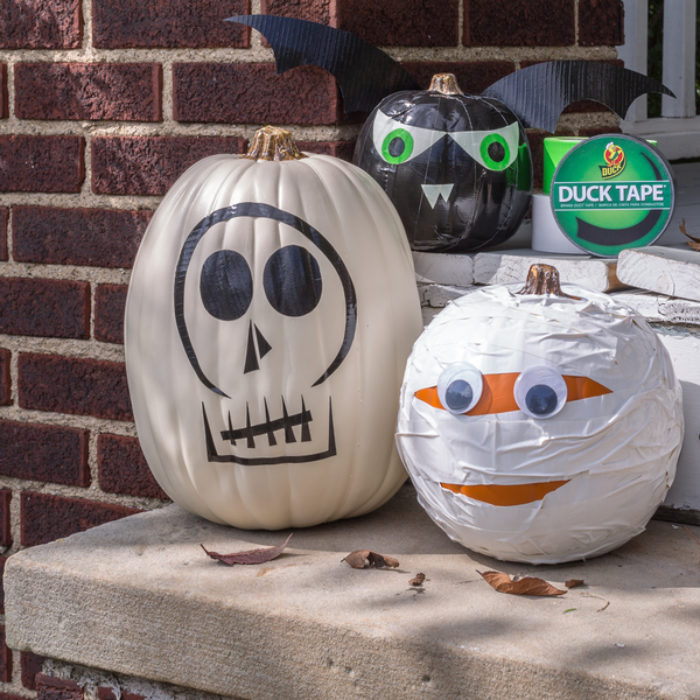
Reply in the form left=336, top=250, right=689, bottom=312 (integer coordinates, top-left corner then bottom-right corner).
left=421, top=183, right=454, bottom=208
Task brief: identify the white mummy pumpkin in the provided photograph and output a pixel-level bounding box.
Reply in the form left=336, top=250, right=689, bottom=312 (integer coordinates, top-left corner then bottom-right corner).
left=397, top=265, right=683, bottom=564
left=125, top=127, right=423, bottom=529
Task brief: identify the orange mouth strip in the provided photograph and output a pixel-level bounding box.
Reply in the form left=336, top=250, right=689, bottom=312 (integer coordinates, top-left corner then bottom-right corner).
left=441, top=480, right=569, bottom=506
left=415, top=373, right=611, bottom=416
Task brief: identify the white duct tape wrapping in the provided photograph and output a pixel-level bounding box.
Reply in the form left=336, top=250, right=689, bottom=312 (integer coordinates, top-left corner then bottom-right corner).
left=396, top=283, right=684, bottom=564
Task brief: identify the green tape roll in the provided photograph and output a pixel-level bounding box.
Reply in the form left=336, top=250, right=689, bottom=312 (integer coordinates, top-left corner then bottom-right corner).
left=543, top=136, right=659, bottom=195
left=542, top=137, right=582, bottom=195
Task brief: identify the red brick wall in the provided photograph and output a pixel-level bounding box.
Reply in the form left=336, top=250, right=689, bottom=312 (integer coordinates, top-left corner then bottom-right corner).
left=0, top=0, right=623, bottom=694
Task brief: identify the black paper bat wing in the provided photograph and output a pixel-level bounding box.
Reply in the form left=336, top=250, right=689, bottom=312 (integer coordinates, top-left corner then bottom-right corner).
left=226, top=15, right=419, bottom=113
left=482, top=61, right=674, bottom=133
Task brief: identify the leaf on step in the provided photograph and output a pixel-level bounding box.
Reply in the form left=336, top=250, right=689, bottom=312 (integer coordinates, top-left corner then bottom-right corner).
left=201, top=533, right=293, bottom=566
left=409, top=572, right=426, bottom=586
left=565, top=579, right=585, bottom=589
left=342, top=550, right=399, bottom=569
left=478, top=570, right=566, bottom=596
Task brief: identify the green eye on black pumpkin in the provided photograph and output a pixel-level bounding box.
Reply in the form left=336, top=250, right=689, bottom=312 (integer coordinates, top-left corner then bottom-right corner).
left=479, top=133, right=511, bottom=171
left=381, top=128, right=414, bottom=164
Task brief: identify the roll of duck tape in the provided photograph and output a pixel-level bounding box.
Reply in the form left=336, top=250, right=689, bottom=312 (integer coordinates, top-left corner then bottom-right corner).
left=542, top=137, right=582, bottom=195
left=543, top=136, right=658, bottom=195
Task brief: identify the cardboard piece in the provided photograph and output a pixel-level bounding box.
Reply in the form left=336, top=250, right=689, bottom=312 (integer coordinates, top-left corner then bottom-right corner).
left=483, top=61, right=673, bottom=134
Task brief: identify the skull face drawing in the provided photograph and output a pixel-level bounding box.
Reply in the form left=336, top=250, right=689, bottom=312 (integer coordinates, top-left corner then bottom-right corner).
left=125, top=150, right=422, bottom=529
left=175, top=202, right=355, bottom=466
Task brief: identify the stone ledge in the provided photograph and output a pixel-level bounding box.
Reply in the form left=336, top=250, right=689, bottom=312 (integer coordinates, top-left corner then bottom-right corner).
left=6, top=485, right=700, bottom=699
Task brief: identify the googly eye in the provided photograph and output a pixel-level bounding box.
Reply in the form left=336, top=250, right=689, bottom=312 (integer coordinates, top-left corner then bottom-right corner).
left=437, top=363, right=484, bottom=415
left=514, top=366, right=568, bottom=419
left=381, top=128, right=414, bottom=164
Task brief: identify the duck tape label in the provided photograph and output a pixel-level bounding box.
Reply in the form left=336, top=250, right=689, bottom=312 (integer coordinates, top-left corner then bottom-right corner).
left=550, top=134, right=674, bottom=257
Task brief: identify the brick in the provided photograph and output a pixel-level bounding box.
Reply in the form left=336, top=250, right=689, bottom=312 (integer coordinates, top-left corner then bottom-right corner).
left=526, top=127, right=576, bottom=190
left=0, top=207, right=7, bottom=260
left=21, top=492, right=138, bottom=548
left=579, top=124, right=622, bottom=137
left=93, top=0, right=249, bottom=48
left=0, top=348, right=9, bottom=406
left=295, top=140, right=355, bottom=161
left=98, top=434, right=168, bottom=500
left=465, top=0, right=575, bottom=46
left=0, top=420, right=89, bottom=486
left=97, top=688, right=117, bottom=700
left=337, top=0, right=458, bottom=46
left=18, top=353, right=132, bottom=421
left=0, top=278, right=90, bottom=339
left=36, top=673, right=84, bottom=700
left=173, top=63, right=338, bottom=125
left=21, top=651, right=45, bottom=690
left=91, top=135, right=246, bottom=196
left=261, top=0, right=331, bottom=25
left=0, top=625, right=11, bottom=683
left=15, top=63, right=162, bottom=121
left=0, top=135, right=84, bottom=193
left=403, top=61, right=516, bottom=96
left=0, top=556, right=5, bottom=614
left=12, top=206, right=151, bottom=268
left=579, top=0, right=624, bottom=46
left=0, top=0, right=81, bottom=49
left=0, top=695, right=30, bottom=700
left=95, top=284, right=127, bottom=344
left=0, top=490, right=10, bottom=548
left=0, top=64, right=7, bottom=118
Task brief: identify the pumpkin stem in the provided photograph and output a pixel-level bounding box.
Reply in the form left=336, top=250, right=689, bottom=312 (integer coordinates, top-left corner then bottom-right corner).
left=428, top=73, right=463, bottom=95
left=517, top=264, right=576, bottom=298
left=244, top=125, right=307, bottom=161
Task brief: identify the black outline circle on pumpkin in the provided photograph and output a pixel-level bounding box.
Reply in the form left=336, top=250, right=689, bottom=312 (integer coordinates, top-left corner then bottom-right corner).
left=174, top=202, right=357, bottom=398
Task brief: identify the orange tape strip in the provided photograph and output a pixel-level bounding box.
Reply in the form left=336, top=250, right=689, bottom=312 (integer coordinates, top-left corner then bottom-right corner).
left=440, top=479, right=570, bottom=506
left=415, top=373, right=610, bottom=416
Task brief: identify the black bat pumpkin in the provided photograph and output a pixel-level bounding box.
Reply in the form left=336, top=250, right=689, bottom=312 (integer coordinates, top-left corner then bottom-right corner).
left=227, top=15, right=673, bottom=253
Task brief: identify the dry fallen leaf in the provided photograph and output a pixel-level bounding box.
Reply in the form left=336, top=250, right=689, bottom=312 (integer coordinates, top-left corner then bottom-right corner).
left=342, top=550, right=400, bottom=569
left=565, top=579, right=585, bottom=589
left=201, top=533, right=293, bottom=566
left=478, top=570, right=567, bottom=596
left=680, top=219, right=700, bottom=250
left=409, top=573, right=426, bottom=586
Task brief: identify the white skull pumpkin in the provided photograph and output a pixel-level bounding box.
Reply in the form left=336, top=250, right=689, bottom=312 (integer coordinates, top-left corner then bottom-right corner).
left=397, top=265, right=683, bottom=564
left=125, top=127, right=423, bottom=529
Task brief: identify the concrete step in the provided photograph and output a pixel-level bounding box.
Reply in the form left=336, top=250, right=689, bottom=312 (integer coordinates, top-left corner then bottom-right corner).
left=5, top=485, right=700, bottom=699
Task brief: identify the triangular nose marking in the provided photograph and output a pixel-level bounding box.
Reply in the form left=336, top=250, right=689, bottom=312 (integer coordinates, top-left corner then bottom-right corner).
left=254, top=324, right=271, bottom=359
left=244, top=322, right=272, bottom=374
left=244, top=321, right=259, bottom=374
left=421, top=183, right=454, bottom=208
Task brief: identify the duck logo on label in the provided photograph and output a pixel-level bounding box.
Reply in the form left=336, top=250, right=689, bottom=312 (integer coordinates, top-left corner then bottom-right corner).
left=600, top=141, right=625, bottom=179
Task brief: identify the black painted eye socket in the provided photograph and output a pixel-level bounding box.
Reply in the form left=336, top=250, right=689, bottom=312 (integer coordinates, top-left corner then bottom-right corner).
left=264, top=245, right=323, bottom=317
left=200, top=250, right=252, bottom=321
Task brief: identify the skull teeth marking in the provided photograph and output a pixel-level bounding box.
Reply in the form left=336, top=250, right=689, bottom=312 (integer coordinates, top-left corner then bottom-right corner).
left=221, top=396, right=313, bottom=447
